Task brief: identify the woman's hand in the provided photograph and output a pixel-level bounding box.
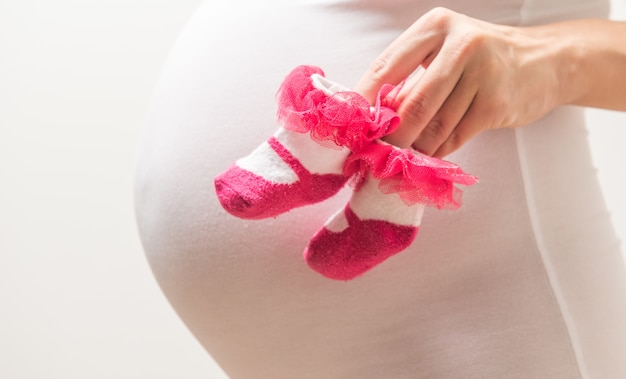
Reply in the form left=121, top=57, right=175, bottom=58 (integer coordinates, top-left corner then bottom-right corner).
left=355, top=8, right=581, bottom=157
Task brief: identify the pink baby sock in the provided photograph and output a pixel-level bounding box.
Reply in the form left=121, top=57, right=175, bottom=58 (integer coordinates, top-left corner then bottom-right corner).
left=214, top=65, right=400, bottom=220
left=304, top=140, right=478, bottom=280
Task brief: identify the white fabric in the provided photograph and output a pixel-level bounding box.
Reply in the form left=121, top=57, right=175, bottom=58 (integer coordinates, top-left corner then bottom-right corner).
left=235, top=140, right=298, bottom=183
left=350, top=175, right=425, bottom=226
left=311, top=73, right=349, bottom=96
left=134, top=0, right=626, bottom=378
left=274, top=128, right=350, bottom=175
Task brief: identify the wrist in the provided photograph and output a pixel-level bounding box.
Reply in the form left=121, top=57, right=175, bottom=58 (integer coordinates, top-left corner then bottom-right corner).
left=526, top=22, right=590, bottom=108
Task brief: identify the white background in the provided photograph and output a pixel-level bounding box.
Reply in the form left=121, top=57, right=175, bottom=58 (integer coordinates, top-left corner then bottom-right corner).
left=0, top=1, right=624, bottom=378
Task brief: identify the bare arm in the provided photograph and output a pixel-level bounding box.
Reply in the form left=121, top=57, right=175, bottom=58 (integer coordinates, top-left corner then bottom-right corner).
left=355, top=8, right=626, bottom=157
left=546, top=18, right=626, bottom=111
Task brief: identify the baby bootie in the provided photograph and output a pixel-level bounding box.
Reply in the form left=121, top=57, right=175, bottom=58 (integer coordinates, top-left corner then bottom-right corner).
left=304, top=140, right=478, bottom=280
left=214, top=65, right=400, bottom=219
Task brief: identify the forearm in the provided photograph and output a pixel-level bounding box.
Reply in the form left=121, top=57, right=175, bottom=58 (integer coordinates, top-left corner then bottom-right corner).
left=530, top=19, right=626, bottom=111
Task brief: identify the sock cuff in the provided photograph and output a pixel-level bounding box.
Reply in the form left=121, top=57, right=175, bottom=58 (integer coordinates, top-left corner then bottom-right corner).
left=275, top=65, right=400, bottom=152
left=345, top=140, right=479, bottom=209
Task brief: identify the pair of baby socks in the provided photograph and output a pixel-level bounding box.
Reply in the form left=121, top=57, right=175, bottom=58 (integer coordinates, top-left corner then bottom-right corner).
left=214, top=65, right=477, bottom=280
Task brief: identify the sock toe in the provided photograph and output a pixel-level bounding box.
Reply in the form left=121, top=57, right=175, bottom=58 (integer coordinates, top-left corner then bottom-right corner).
left=304, top=206, right=419, bottom=280
left=214, top=176, right=255, bottom=217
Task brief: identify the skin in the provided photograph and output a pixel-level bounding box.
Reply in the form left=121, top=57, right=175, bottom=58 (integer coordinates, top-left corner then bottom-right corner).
left=354, top=7, right=626, bottom=158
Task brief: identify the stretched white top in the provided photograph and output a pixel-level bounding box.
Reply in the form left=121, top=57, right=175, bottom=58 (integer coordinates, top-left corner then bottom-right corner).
left=134, top=0, right=626, bottom=377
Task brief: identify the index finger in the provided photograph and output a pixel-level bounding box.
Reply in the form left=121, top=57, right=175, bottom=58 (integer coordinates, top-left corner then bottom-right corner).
left=353, top=9, right=450, bottom=103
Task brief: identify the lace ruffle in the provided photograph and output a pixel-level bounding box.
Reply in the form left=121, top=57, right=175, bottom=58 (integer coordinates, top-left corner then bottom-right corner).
left=345, top=141, right=479, bottom=209
left=276, top=65, right=400, bottom=152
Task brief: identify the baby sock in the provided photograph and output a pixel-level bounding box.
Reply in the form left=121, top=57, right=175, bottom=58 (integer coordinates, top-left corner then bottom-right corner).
left=214, top=65, right=400, bottom=220
left=304, top=140, right=478, bottom=280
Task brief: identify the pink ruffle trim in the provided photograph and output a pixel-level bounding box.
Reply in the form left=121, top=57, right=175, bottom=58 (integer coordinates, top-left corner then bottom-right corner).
left=276, top=65, right=400, bottom=152
left=345, top=142, right=479, bottom=209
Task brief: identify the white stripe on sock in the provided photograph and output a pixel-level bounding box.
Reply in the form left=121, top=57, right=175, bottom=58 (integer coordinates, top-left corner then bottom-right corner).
left=274, top=128, right=350, bottom=175
left=324, top=207, right=349, bottom=232
left=350, top=175, right=424, bottom=226
left=236, top=140, right=298, bottom=184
